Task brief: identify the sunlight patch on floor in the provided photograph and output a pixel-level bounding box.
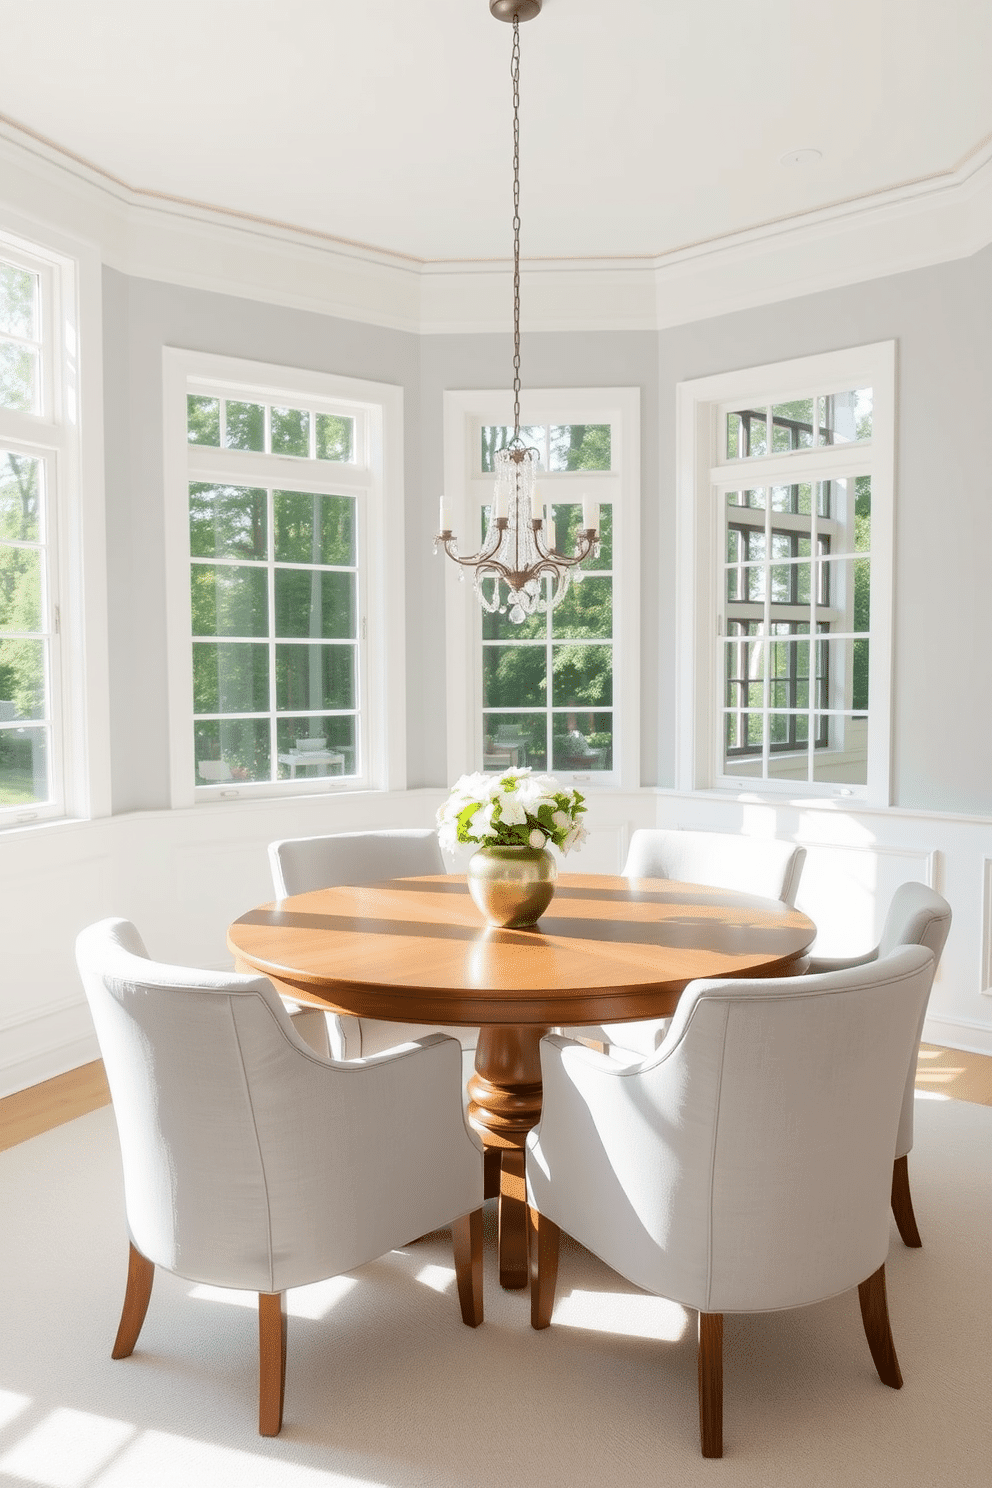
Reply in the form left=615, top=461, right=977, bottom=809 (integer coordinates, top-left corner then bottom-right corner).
left=0, top=1389, right=32, bottom=1431
left=187, top=1274, right=359, bottom=1320
left=92, top=1431, right=383, bottom=1487
left=0, top=1407, right=135, bottom=1487
left=914, top=1089, right=951, bottom=1101
left=553, top=1288, right=689, bottom=1341
left=413, top=1262, right=455, bottom=1293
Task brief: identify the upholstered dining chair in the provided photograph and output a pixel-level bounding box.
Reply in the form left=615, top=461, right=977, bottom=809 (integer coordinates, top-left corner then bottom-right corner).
left=804, top=881, right=952, bottom=1247
left=76, top=917, right=484, bottom=1436
left=527, top=946, right=936, bottom=1458
left=566, top=826, right=807, bottom=1056
left=268, top=828, right=478, bottom=1062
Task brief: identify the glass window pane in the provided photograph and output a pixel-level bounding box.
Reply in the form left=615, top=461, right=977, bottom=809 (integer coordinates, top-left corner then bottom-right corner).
left=191, top=564, right=268, bottom=638
left=855, top=476, right=871, bottom=551
left=276, top=715, right=355, bottom=778
left=770, top=485, right=795, bottom=513
left=482, top=712, right=546, bottom=772
left=271, top=407, right=310, bottom=457
left=726, top=413, right=742, bottom=460
left=274, top=491, right=355, bottom=566
left=727, top=408, right=767, bottom=458
left=552, top=643, right=612, bottom=708
left=316, top=413, right=354, bottom=462
left=189, top=484, right=267, bottom=560
left=483, top=601, right=545, bottom=641
left=483, top=644, right=546, bottom=709
left=187, top=396, right=220, bottom=446
left=771, top=399, right=815, bottom=450
left=549, top=501, right=612, bottom=570
left=552, top=711, right=612, bottom=771
left=194, top=718, right=271, bottom=785
left=548, top=425, right=611, bottom=471
left=551, top=575, right=612, bottom=639
left=224, top=401, right=265, bottom=452
left=0, top=547, right=42, bottom=632
left=0, top=724, right=48, bottom=805
left=0, top=451, right=42, bottom=542
left=275, top=643, right=355, bottom=712
left=0, top=342, right=38, bottom=414
left=812, top=715, right=868, bottom=785
left=274, top=568, right=355, bottom=639
left=481, top=425, right=544, bottom=473
left=0, top=262, right=38, bottom=339
left=0, top=638, right=46, bottom=718
left=192, top=641, right=269, bottom=714
left=818, top=388, right=872, bottom=444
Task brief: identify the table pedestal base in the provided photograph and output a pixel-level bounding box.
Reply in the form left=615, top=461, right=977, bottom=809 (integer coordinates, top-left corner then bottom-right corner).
left=468, top=1024, right=550, bottom=1290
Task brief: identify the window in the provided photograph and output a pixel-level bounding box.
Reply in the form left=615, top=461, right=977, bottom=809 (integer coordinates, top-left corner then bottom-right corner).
left=443, top=389, right=639, bottom=788
left=0, top=225, right=105, bottom=826
left=676, top=345, right=893, bottom=802
left=164, top=352, right=405, bottom=805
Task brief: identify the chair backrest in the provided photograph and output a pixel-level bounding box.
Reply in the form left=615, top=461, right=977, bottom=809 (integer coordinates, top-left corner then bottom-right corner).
left=75, top=918, right=418, bottom=1294
left=544, top=946, right=934, bottom=1316
left=877, top=881, right=952, bottom=962
left=874, top=882, right=951, bottom=1161
left=622, top=827, right=806, bottom=906
left=268, top=828, right=444, bottom=899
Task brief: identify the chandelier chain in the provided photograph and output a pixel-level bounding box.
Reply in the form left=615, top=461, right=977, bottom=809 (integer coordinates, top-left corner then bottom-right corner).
left=511, top=15, right=521, bottom=442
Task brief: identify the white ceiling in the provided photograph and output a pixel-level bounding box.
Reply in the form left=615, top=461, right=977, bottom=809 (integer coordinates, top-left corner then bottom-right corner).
left=1, top=0, right=991, bottom=266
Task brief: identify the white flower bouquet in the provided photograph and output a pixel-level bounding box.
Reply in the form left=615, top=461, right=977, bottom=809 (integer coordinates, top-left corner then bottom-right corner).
left=437, top=768, right=588, bottom=855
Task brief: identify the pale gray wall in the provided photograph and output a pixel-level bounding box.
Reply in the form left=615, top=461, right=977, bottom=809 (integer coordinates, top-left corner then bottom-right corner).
left=102, top=244, right=992, bottom=816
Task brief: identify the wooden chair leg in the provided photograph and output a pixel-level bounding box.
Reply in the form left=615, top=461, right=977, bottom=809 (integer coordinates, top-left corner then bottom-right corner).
left=111, top=1243, right=155, bottom=1359
left=698, top=1312, right=724, bottom=1458
left=529, top=1207, right=560, bottom=1330
left=891, top=1155, right=923, bottom=1248
left=452, top=1209, right=484, bottom=1327
left=258, top=1292, right=287, bottom=1437
left=858, top=1264, right=903, bottom=1389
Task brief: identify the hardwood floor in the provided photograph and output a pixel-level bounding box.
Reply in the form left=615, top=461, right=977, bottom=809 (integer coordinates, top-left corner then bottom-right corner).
left=0, top=1043, right=989, bottom=1154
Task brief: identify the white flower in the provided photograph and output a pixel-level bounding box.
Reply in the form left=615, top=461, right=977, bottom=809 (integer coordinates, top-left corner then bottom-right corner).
left=551, top=809, right=570, bottom=829
left=560, top=822, right=588, bottom=855
left=528, top=827, right=546, bottom=849
left=496, top=792, right=527, bottom=826
left=472, top=802, right=500, bottom=838
left=437, top=817, right=460, bottom=854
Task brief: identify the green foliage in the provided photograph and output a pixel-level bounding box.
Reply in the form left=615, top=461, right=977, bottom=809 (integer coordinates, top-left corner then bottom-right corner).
left=187, top=396, right=220, bottom=446
left=316, top=414, right=354, bottom=462
left=274, top=491, right=354, bottom=565
left=189, top=483, right=266, bottom=559
left=271, top=406, right=309, bottom=457
left=225, top=401, right=264, bottom=451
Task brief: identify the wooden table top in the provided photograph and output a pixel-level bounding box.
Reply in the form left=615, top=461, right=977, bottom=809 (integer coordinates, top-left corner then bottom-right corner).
left=228, top=873, right=817, bottom=1028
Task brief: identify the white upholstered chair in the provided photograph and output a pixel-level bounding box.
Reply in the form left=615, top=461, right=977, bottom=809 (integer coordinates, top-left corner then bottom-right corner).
left=76, top=918, right=484, bottom=1436
left=805, top=881, right=952, bottom=1247
left=566, top=827, right=807, bottom=1056
left=268, top=829, right=478, bottom=1060
left=527, top=946, right=935, bottom=1458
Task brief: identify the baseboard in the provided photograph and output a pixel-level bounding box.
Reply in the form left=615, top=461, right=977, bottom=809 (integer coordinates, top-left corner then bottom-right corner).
left=0, top=1031, right=101, bottom=1101
left=923, top=1014, right=992, bottom=1058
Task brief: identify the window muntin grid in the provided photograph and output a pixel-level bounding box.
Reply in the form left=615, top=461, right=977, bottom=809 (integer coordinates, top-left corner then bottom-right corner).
left=720, top=474, right=871, bottom=786
left=480, top=499, right=614, bottom=776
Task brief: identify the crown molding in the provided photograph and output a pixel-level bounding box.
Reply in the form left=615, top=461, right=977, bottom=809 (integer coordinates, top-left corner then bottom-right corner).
left=2, top=115, right=992, bottom=336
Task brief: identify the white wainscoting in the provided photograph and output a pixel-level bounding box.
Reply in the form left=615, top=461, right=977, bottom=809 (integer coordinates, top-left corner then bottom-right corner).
left=1, top=787, right=990, bottom=1097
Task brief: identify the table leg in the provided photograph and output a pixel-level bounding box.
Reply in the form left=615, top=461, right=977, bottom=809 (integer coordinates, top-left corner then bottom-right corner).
left=468, top=1024, right=550, bottom=1290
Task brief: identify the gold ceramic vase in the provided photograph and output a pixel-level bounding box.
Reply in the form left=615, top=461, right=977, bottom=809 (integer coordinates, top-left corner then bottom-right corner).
left=467, top=844, right=558, bottom=928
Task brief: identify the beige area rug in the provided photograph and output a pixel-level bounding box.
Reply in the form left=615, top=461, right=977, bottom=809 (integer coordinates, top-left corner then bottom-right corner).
left=0, top=1095, right=989, bottom=1488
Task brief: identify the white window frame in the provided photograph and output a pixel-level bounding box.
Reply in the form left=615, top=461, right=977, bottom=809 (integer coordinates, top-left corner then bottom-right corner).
left=675, top=342, right=895, bottom=804
left=0, top=214, right=110, bottom=829
left=442, top=387, right=640, bottom=789
left=163, top=350, right=406, bottom=808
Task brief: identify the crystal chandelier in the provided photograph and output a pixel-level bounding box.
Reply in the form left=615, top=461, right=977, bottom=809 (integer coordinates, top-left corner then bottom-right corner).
left=435, top=0, right=600, bottom=623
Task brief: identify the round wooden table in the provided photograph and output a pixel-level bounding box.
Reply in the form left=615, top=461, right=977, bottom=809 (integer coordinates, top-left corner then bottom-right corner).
left=228, top=873, right=816, bottom=1289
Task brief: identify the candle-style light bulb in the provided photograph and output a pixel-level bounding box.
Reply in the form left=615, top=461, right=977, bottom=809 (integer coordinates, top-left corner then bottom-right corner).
left=439, top=497, right=452, bottom=533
